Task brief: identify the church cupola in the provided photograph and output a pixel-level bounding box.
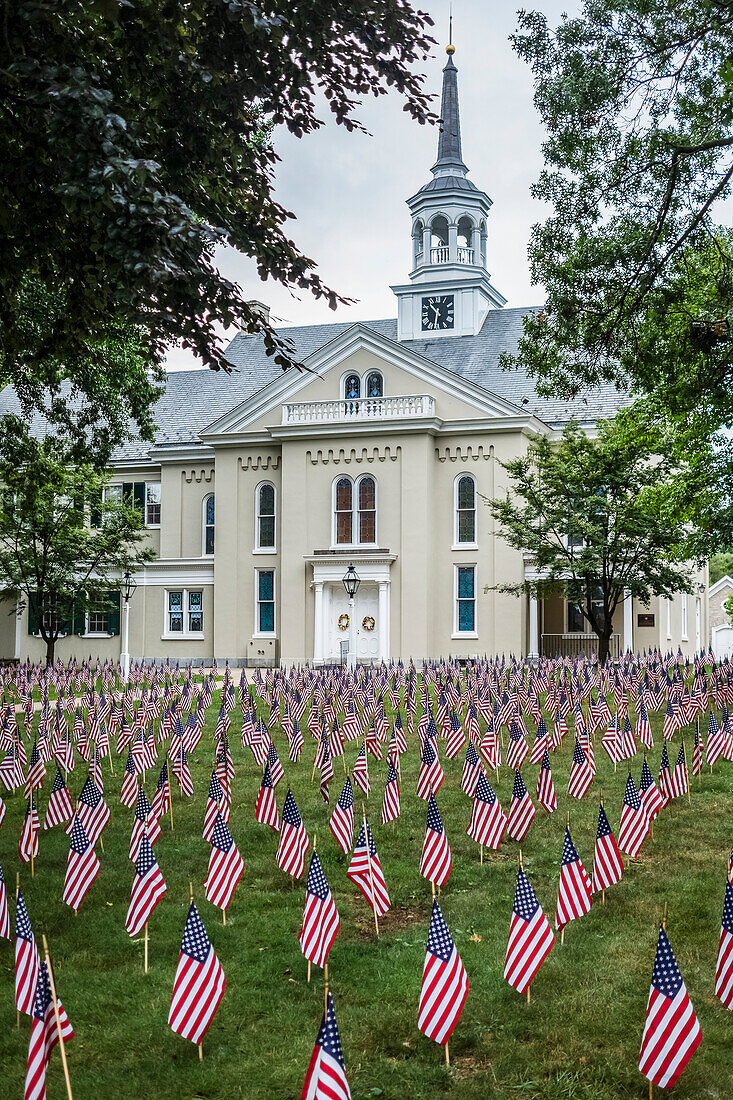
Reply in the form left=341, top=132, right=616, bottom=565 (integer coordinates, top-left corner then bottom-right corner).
left=392, top=42, right=506, bottom=341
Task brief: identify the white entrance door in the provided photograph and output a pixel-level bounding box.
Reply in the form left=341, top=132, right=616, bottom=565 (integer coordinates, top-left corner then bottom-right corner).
left=327, top=583, right=380, bottom=663
left=713, top=624, right=733, bottom=661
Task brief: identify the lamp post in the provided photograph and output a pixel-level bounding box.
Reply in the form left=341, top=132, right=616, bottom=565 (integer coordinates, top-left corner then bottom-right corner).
left=342, top=563, right=361, bottom=670
left=120, top=570, right=138, bottom=682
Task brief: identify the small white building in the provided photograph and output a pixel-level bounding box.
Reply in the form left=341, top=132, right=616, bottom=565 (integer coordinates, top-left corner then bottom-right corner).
left=709, top=575, right=733, bottom=659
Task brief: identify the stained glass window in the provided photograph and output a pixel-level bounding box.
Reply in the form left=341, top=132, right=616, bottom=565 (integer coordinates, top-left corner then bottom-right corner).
left=257, top=483, right=275, bottom=549
left=344, top=374, right=360, bottom=400
left=335, top=478, right=353, bottom=543
left=366, top=372, right=383, bottom=398
left=168, top=590, right=183, bottom=633
left=204, top=493, right=215, bottom=555
left=456, top=566, right=476, bottom=633
left=456, top=476, right=476, bottom=544
left=257, top=570, right=275, bottom=633
left=358, top=477, right=376, bottom=543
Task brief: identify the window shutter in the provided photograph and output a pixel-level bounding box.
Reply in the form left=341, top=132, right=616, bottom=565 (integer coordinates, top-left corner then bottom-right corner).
left=107, top=590, right=121, bottom=636
left=59, top=597, right=74, bottom=638
left=73, top=599, right=86, bottom=636
left=27, top=592, right=40, bottom=636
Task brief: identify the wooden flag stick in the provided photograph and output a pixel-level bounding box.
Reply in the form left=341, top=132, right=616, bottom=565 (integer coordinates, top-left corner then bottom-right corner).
left=445, top=1038, right=450, bottom=1067
left=168, top=757, right=174, bottom=832
left=479, top=844, right=483, bottom=866
left=324, top=962, right=329, bottom=1016
left=361, top=805, right=379, bottom=936
left=144, top=922, right=148, bottom=973
left=526, top=985, right=531, bottom=1004
left=41, top=935, right=73, bottom=1100
left=683, top=740, right=691, bottom=804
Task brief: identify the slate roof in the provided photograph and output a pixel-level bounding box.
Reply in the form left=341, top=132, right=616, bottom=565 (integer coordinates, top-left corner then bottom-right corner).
left=105, top=306, right=629, bottom=462
left=0, top=307, right=630, bottom=464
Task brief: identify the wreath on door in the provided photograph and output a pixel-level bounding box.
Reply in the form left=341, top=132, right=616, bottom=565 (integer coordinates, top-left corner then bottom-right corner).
left=338, top=613, right=350, bottom=631
left=362, top=615, right=376, bottom=632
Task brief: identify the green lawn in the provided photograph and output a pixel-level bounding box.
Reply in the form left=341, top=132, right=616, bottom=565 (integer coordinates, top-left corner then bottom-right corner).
left=0, top=685, right=731, bottom=1099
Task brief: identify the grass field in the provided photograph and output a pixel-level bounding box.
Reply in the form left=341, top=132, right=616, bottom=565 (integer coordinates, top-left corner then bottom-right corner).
left=0, top=683, right=732, bottom=1100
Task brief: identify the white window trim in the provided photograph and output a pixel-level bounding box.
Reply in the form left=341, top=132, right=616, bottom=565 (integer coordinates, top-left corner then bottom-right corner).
left=254, top=481, right=277, bottom=553
left=681, top=593, right=688, bottom=641
left=254, top=568, right=277, bottom=638
left=339, top=369, right=384, bottom=401
left=453, top=563, right=478, bottom=638
left=84, top=607, right=113, bottom=638
left=452, top=472, right=478, bottom=550
left=105, top=481, right=161, bottom=529
left=201, top=492, right=215, bottom=557
left=162, top=587, right=205, bottom=640
left=330, top=474, right=378, bottom=550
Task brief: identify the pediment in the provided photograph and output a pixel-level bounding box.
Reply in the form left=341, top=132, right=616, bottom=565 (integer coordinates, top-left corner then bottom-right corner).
left=200, top=322, right=528, bottom=440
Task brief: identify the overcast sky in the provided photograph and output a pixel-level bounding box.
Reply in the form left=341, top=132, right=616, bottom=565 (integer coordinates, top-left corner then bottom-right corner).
left=165, top=1, right=577, bottom=371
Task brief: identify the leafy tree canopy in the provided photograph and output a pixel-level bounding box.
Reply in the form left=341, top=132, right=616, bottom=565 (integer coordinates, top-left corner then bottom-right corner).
left=710, top=551, right=733, bottom=584
left=1, top=0, right=436, bottom=445
left=0, top=429, right=154, bottom=664
left=486, top=418, right=706, bottom=662
left=508, top=2, right=733, bottom=425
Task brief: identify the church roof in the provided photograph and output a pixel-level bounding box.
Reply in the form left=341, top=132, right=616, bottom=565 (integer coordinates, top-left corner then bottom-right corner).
left=106, top=307, right=629, bottom=462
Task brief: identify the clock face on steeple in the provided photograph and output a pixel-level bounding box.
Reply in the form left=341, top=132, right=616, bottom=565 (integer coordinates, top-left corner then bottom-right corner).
left=421, top=294, right=454, bottom=331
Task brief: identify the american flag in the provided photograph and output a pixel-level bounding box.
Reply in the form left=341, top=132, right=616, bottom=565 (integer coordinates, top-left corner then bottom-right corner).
left=706, top=711, right=725, bottom=769
left=15, top=890, right=40, bottom=1016
left=504, top=867, right=554, bottom=994
left=635, top=698, right=653, bottom=749
left=352, top=740, right=370, bottom=796
left=638, top=925, right=701, bottom=1088
left=461, top=741, right=482, bottom=797
left=617, top=773, right=649, bottom=858
left=24, top=960, right=74, bottom=1100
left=445, top=712, right=466, bottom=759
left=24, top=739, right=46, bottom=799
left=43, top=768, right=74, bottom=831
left=536, top=748, right=557, bottom=813
left=591, top=803, right=623, bottom=893
left=639, top=757, right=664, bottom=821
left=0, top=861, right=8, bottom=938
left=329, top=777, right=354, bottom=854
left=119, top=749, right=138, bottom=808
left=506, top=720, right=528, bottom=771
left=715, top=880, right=733, bottom=1010
left=203, top=770, right=228, bottom=842
left=276, top=789, right=310, bottom=879
left=692, top=724, right=703, bottom=776
left=347, top=821, right=390, bottom=917
left=62, top=815, right=100, bottom=911
left=151, top=760, right=171, bottom=821
left=417, top=737, right=444, bottom=800
left=670, top=742, right=689, bottom=798
left=204, top=813, right=245, bottom=912
left=255, top=764, right=280, bottom=831
left=266, top=739, right=285, bottom=786
left=530, top=716, right=548, bottom=765
left=125, top=829, right=167, bottom=937
left=417, top=901, right=469, bottom=1045
left=466, top=771, right=507, bottom=850
left=662, top=700, right=678, bottom=741
left=568, top=739, right=593, bottom=800
left=380, top=758, right=401, bottom=826
left=657, top=742, right=673, bottom=806
left=129, top=786, right=161, bottom=861
left=76, top=775, right=110, bottom=847
left=299, top=850, right=340, bottom=968
left=301, top=991, right=351, bottom=1100
left=555, top=827, right=592, bottom=929
left=506, top=771, right=536, bottom=842
left=419, top=793, right=452, bottom=886
left=168, top=901, right=226, bottom=1045
left=18, top=796, right=39, bottom=864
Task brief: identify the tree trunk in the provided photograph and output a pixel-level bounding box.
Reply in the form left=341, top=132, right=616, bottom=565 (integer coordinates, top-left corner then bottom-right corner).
left=45, top=635, right=55, bottom=666
left=596, top=629, right=612, bottom=665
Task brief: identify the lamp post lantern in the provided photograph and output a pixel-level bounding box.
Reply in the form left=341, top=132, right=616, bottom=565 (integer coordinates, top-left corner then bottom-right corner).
left=342, top=563, right=361, bottom=669
left=120, top=570, right=138, bottom=682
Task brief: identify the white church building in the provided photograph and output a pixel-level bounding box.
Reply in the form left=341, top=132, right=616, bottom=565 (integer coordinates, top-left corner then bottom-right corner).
left=2, top=45, right=708, bottom=666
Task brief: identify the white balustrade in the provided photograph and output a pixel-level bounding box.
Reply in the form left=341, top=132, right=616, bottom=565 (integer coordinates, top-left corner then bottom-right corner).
left=282, top=394, right=436, bottom=425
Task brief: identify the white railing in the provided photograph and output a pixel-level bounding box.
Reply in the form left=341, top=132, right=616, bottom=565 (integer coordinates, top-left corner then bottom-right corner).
left=430, top=245, right=449, bottom=264
left=420, top=245, right=474, bottom=265
left=282, top=394, right=436, bottom=425
left=457, top=246, right=474, bottom=264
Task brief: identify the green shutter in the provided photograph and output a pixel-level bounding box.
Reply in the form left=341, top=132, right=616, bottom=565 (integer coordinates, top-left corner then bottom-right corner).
left=90, top=490, right=103, bottom=528
left=134, top=482, right=146, bottom=515
left=107, top=590, right=120, bottom=636
left=27, top=592, right=40, bottom=636
left=58, top=596, right=74, bottom=638
left=73, top=599, right=86, bottom=636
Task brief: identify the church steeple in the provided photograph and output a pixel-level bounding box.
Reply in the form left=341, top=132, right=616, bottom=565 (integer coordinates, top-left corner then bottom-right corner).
left=432, top=47, right=468, bottom=178
left=390, top=38, right=507, bottom=341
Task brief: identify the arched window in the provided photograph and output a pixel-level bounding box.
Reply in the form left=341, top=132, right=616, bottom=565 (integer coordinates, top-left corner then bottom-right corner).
left=430, top=216, right=449, bottom=263
left=455, top=475, right=476, bottom=545
left=344, top=374, right=360, bottom=401
left=256, top=482, right=276, bottom=550
left=203, top=493, right=215, bottom=555
left=335, top=478, right=353, bottom=544
left=366, top=371, right=383, bottom=398
left=333, top=476, right=378, bottom=546
left=457, top=216, right=474, bottom=263
left=412, top=219, right=424, bottom=266
left=358, top=476, right=376, bottom=543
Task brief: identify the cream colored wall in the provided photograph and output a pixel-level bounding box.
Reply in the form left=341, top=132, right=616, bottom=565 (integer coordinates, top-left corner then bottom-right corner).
left=0, top=598, right=18, bottom=659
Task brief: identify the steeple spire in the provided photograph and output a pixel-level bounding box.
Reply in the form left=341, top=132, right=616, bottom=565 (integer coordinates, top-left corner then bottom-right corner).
left=432, top=40, right=468, bottom=178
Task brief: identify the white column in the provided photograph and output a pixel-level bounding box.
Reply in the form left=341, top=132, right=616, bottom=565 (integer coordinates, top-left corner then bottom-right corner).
left=121, top=597, right=131, bottom=681
left=528, top=592, right=539, bottom=660
left=378, top=581, right=390, bottom=664
left=14, top=598, right=21, bottom=661
left=313, top=581, right=324, bottom=663
left=623, top=589, right=633, bottom=654
left=347, top=596, right=355, bottom=668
